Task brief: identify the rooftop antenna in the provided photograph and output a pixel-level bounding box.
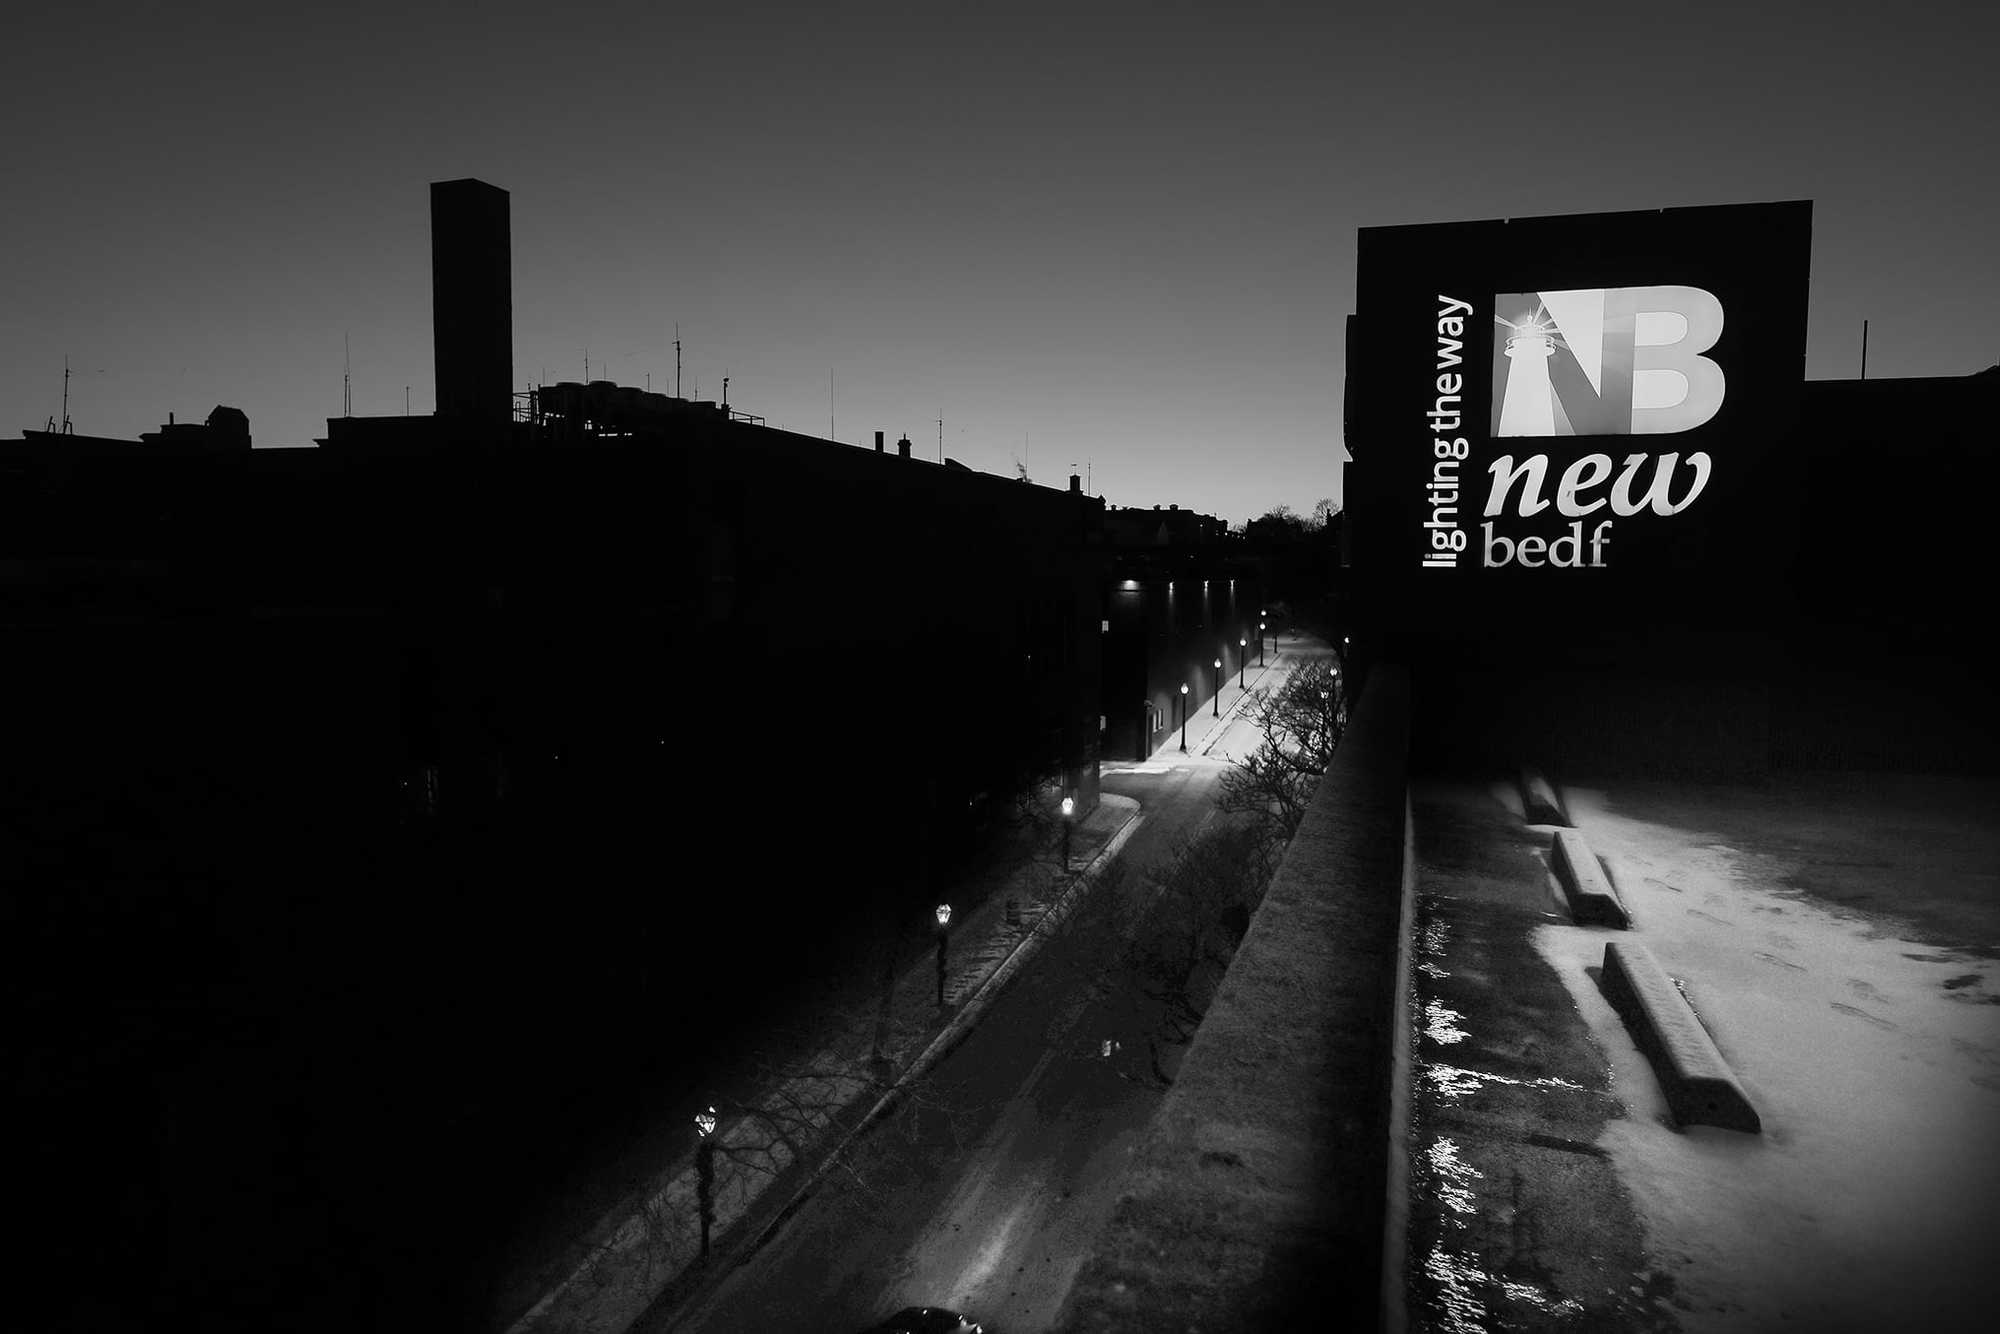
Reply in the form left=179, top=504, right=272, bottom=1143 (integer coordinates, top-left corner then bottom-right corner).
left=723, top=374, right=730, bottom=409
left=1087, top=458, right=1092, bottom=494
left=405, top=385, right=410, bottom=416
left=938, top=416, right=944, bottom=463
left=829, top=368, right=834, bottom=440
left=343, top=333, right=351, bottom=417
left=60, top=356, right=74, bottom=434
left=584, top=347, right=589, bottom=381
left=675, top=325, right=682, bottom=398
left=1860, top=319, right=1869, bottom=380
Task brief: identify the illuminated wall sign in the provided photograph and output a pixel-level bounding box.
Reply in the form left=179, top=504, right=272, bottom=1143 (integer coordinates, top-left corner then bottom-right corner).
left=1346, top=201, right=1810, bottom=627
left=1492, top=286, right=1726, bottom=437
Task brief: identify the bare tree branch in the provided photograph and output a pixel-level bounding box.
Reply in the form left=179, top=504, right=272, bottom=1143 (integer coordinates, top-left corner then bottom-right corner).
left=1218, top=655, right=1349, bottom=846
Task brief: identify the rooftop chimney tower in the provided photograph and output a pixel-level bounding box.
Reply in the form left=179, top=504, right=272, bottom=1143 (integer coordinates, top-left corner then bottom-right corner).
left=431, top=178, right=513, bottom=425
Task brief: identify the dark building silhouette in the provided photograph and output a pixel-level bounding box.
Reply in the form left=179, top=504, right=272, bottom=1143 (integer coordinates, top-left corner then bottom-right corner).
left=7, top=394, right=1112, bottom=1326
left=1098, top=504, right=1263, bottom=760
left=432, top=177, right=513, bottom=425
left=13, top=402, right=251, bottom=455
left=1771, top=365, right=2000, bottom=770
left=1102, top=500, right=1230, bottom=547
left=5, top=178, right=1121, bottom=1332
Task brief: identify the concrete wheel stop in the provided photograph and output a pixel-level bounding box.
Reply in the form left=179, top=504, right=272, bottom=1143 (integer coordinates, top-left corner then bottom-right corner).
left=1598, top=941, right=1761, bottom=1134
left=1551, top=828, right=1630, bottom=928
left=1519, top=766, right=1571, bottom=825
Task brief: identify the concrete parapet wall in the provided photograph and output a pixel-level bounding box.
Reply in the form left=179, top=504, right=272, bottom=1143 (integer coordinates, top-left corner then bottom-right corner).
left=1053, top=665, right=1411, bottom=1331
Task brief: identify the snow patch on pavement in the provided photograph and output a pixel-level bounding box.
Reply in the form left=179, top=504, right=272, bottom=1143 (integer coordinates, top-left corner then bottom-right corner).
left=1531, top=786, right=2000, bottom=1332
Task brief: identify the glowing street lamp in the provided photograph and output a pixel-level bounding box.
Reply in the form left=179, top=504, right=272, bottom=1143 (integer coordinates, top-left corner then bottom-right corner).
left=1238, top=637, right=1247, bottom=689
left=1212, top=657, right=1222, bottom=716
left=935, top=903, right=953, bottom=1009
left=1060, top=794, right=1075, bottom=870
left=1178, top=682, right=1189, bottom=752
left=1258, top=620, right=1267, bottom=666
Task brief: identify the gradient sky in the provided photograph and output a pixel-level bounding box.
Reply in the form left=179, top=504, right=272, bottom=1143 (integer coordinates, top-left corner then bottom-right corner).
left=4, top=0, right=1993, bottom=524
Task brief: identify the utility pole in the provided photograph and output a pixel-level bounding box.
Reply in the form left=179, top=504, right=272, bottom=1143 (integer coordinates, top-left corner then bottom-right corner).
left=1861, top=319, right=1869, bottom=380
left=675, top=325, right=682, bottom=397
left=937, top=417, right=943, bottom=463
left=343, top=334, right=351, bottom=417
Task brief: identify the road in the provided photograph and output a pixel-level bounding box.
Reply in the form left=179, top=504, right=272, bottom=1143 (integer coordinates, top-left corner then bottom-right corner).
left=642, top=649, right=1315, bottom=1333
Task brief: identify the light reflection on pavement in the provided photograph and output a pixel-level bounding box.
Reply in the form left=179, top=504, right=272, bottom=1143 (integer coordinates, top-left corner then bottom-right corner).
left=1404, top=781, right=1680, bottom=1332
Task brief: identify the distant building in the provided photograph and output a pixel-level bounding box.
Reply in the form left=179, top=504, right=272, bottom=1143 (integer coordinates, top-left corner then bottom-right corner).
left=1101, top=502, right=1230, bottom=548
left=8, top=403, right=251, bottom=456
left=3, top=180, right=1110, bottom=1012
left=1097, top=503, right=1263, bottom=761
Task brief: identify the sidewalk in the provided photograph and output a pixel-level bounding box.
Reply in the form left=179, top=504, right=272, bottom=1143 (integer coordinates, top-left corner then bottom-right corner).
left=1138, top=641, right=1303, bottom=765
left=493, top=788, right=1143, bottom=1334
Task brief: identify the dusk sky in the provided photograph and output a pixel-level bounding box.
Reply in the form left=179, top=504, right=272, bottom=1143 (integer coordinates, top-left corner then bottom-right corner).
left=5, top=0, right=1993, bottom=525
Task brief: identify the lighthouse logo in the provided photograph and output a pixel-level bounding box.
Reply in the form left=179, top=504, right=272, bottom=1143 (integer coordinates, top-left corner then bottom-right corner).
left=1492, top=285, right=1726, bottom=436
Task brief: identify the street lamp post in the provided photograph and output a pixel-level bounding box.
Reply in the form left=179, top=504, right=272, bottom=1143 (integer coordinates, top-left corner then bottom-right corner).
left=1212, top=657, right=1222, bottom=716
left=934, top=903, right=952, bottom=1009
left=1060, top=794, right=1074, bottom=870
left=694, top=1106, right=718, bottom=1257
left=1258, top=620, right=1267, bottom=666
left=1238, top=637, right=1247, bottom=689
left=1178, top=682, right=1189, bottom=752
